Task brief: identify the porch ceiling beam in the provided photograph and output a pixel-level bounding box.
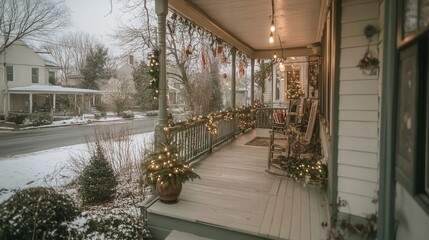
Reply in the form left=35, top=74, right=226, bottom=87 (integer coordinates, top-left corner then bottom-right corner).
left=168, top=0, right=255, bottom=58
left=254, top=46, right=320, bottom=59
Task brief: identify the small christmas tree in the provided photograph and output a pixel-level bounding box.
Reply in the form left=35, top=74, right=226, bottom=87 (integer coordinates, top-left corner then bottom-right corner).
left=78, top=143, right=118, bottom=204
left=143, top=133, right=199, bottom=186
left=286, top=70, right=303, bottom=99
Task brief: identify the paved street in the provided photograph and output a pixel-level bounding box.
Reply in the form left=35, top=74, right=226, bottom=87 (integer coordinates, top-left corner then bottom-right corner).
left=0, top=118, right=157, bottom=159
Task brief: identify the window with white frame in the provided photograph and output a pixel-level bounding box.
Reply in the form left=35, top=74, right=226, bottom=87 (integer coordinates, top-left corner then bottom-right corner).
left=49, top=71, right=55, bottom=85
left=6, top=65, right=13, bottom=81
left=32, top=68, right=39, bottom=83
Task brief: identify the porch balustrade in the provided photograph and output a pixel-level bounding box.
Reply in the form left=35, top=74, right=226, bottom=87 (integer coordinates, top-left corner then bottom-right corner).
left=167, top=107, right=287, bottom=163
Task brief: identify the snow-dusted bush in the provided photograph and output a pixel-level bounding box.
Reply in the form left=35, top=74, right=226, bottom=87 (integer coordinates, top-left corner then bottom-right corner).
left=78, top=143, right=118, bottom=204
left=0, top=187, right=80, bottom=240
left=78, top=212, right=152, bottom=240
left=121, top=110, right=135, bottom=119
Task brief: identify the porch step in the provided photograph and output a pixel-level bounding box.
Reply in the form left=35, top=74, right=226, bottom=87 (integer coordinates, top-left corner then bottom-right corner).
left=165, top=230, right=214, bottom=240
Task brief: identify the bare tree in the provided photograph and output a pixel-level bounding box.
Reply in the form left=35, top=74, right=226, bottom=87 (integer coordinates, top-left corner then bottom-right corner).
left=0, top=0, right=70, bottom=53
left=114, top=1, right=226, bottom=115
left=101, top=75, right=135, bottom=115
left=40, top=32, right=101, bottom=85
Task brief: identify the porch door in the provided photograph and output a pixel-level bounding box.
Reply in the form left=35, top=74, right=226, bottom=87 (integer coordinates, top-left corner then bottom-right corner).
left=393, top=1, right=429, bottom=239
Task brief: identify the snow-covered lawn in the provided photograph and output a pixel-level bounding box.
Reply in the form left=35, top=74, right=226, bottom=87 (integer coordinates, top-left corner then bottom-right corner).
left=0, top=132, right=154, bottom=203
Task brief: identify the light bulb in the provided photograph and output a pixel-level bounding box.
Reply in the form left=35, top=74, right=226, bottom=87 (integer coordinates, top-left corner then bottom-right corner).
left=274, top=52, right=277, bottom=59
left=270, top=20, right=275, bottom=32
left=269, top=33, right=274, bottom=43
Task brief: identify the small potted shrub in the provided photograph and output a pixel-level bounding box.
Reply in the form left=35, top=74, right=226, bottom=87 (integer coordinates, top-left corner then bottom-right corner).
left=357, top=49, right=379, bottom=75
left=143, top=131, right=200, bottom=203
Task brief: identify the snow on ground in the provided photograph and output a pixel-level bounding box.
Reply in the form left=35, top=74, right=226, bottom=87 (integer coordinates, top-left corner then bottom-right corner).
left=0, top=132, right=154, bottom=203
left=0, top=111, right=149, bottom=131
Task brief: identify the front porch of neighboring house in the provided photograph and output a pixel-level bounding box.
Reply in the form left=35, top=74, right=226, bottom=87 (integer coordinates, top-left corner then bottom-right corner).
left=144, top=128, right=328, bottom=240
left=7, top=85, right=100, bottom=116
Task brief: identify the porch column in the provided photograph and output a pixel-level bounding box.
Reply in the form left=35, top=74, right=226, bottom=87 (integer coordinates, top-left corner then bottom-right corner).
left=231, top=47, right=237, bottom=134
left=250, top=58, right=255, bottom=127
left=29, top=93, right=33, bottom=113
left=74, top=94, right=77, bottom=110
left=231, top=47, right=236, bottom=109
left=52, top=94, right=56, bottom=112
left=155, top=0, right=168, bottom=145
left=7, top=93, right=10, bottom=112
left=250, top=58, right=255, bottom=106
left=92, top=94, right=95, bottom=106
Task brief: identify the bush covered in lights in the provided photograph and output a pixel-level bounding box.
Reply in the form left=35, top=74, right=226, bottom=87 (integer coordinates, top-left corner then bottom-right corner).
left=142, top=133, right=200, bottom=186
left=279, top=155, right=327, bottom=185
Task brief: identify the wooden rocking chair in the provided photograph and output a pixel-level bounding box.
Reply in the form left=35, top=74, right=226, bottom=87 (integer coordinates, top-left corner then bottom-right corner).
left=267, top=100, right=319, bottom=172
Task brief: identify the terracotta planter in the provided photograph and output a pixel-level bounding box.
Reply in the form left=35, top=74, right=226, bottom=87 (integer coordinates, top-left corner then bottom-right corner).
left=156, top=181, right=182, bottom=204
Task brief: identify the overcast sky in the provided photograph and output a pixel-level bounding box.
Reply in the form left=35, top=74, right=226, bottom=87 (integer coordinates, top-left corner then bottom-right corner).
left=64, top=0, right=125, bottom=55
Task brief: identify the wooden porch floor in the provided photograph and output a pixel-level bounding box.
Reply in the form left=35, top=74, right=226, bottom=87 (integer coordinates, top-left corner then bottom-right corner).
left=147, top=129, right=329, bottom=240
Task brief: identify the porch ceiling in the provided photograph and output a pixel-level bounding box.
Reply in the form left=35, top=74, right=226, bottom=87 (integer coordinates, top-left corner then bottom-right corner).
left=169, top=0, right=327, bottom=59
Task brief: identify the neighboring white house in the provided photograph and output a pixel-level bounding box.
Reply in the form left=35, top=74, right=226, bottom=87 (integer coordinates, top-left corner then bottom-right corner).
left=0, top=41, right=99, bottom=117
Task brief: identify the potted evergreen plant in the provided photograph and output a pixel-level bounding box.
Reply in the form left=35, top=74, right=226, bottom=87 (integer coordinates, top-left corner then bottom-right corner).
left=143, top=132, right=200, bottom=203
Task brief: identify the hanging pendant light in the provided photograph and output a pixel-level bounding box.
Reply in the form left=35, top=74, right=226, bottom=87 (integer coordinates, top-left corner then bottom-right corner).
left=270, top=20, right=275, bottom=32
left=273, top=52, right=277, bottom=59
left=269, top=32, right=274, bottom=43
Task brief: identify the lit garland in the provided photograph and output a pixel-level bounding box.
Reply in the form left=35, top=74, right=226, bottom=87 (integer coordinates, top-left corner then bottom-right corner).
left=236, top=106, right=255, bottom=131
left=143, top=134, right=200, bottom=186
left=205, top=112, right=219, bottom=135
left=148, top=48, right=160, bottom=99
left=308, top=57, right=319, bottom=91
left=166, top=105, right=260, bottom=134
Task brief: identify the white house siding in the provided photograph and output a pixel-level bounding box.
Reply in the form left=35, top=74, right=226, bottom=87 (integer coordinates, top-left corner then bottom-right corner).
left=0, top=41, right=49, bottom=114
left=337, top=0, right=380, bottom=217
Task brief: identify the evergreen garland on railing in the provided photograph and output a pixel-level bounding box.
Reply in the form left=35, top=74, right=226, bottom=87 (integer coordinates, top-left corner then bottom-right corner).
left=167, top=105, right=259, bottom=134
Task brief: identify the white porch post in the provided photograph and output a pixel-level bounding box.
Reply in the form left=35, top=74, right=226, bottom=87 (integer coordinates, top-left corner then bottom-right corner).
left=53, top=94, right=56, bottom=112
left=7, top=92, right=10, bottom=113
left=29, top=93, right=33, bottom=113
left=74, top=94, right=77, bottom=110
left=92, top=94, right=95, bottom=106
left=250, top=58, right=255, bottom=106
left=231, top=47, right=236, bottom=109
left=81, top=94, right=84, bottom=112
left=155, top=0, right=168, bottom=146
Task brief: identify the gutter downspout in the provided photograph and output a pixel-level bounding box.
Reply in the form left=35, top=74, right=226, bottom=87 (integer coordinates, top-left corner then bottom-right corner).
left=378, top=0, right=397, bottom=239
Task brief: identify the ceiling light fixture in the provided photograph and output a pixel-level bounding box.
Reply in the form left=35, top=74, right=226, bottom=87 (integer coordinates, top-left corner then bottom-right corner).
left=274, top=52, right=277, bottom=59
left=269, top=0, right=275, bottom=43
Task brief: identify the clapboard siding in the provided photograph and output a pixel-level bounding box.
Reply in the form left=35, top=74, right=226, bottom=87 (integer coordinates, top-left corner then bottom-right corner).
left=338, top=150, right=378, bottom=169
left=340, top=80, right=378, bottom=95
left=336, top=0, right=380, bottom=218
left=340, top=46, right=378, bottom=67
left=338, top=165, right=378, bottom=183
left=342, top=2, right=379, bottom=23
left=342, top=20, right=379, bottom=38
left=339, top=95, right=378, bottom=110
left=339, top=67, right=377, bottom=80
left=339, top=121, right=378, bottom=138
left=337, top=192, right=377, bottom=217
left=338, top=177, right=378, bottom=197
left=339, top=110, right=378, bottom=122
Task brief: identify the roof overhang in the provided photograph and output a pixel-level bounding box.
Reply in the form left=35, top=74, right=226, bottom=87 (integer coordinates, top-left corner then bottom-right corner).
left=8, top=85, right=100, bottom=94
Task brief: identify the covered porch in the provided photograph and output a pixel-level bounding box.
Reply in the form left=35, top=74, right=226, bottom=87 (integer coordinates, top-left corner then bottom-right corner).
left=7, top=85, right=100, bottom=116
left=145, top=129, right=328, bottom=240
